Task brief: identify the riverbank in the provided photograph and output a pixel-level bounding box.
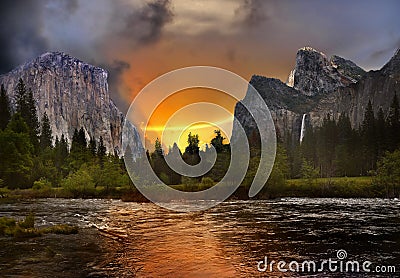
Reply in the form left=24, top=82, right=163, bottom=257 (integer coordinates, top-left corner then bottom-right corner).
left=267, top=176, right=384, bottom=198
left=1, top=176, right=396, bottom=201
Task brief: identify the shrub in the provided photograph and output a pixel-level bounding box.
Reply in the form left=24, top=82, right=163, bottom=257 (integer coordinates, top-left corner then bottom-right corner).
left=61, top=165, right=96, bottom=198
left=18, top=212, right=35, bottom=229
left=33, top=178, right=52, bottom=190
left=13, top=226, right=42, bottom=238
left=0, top=217, right=16, bottom=236
left=0, top=214, right=78, bottom=238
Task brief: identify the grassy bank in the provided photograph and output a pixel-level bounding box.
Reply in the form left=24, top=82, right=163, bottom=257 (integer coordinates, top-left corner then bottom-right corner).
left=1, top=176, right=395, bottom=201
left=280, top=176, right=381, bottom=198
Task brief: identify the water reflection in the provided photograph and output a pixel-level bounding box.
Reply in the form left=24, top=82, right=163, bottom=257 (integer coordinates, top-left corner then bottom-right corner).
left=0, top=198, right=399, bottom=277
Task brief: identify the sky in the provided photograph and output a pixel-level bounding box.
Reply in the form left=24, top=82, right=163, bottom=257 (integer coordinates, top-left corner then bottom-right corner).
left=1, top=0, right=400, bottom=150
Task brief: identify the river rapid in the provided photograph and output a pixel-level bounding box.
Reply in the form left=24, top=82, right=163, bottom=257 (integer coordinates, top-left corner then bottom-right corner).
left=0, top=198, right=399, bottom=277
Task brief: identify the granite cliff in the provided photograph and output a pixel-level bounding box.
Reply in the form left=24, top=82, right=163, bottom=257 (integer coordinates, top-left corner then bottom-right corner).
left=234, top=46, right=399, bottom=143
left=0, top=52, right=142, bottom=156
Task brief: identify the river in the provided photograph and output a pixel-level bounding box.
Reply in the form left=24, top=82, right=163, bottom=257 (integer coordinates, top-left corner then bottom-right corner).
left=0, top=198, right=399, bottom=277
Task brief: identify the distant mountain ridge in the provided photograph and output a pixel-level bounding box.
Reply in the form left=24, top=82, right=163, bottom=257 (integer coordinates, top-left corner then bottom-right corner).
left=234, top=46, right=400, bottom=142
left=0, top=52, right=143, bottom=157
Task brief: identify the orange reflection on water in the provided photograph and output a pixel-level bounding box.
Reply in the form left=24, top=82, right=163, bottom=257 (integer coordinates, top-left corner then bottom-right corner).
left=105, top=206, right=245, bottom=278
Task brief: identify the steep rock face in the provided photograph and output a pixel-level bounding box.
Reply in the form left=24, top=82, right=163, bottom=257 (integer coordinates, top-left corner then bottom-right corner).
left=234, top=75, right=317, bottom=141
left=312, top=49, right=400, bottom=128
left=235, top=47, right=398, bottom=143
left=0, top=52, right=142, bottom=156
left=330, top=55, right=366, bottom=81
left=287, top=47, right=360, bottom=96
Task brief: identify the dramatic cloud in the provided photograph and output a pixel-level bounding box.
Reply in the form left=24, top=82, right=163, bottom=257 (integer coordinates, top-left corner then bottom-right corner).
left=122, top=0, right=173, bottom=44
left=0, top=0, right=399, bottom=113
left=0, top=0, right=49, bottom=73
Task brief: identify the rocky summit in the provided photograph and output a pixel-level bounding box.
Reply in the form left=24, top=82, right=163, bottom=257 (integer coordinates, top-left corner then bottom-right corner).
left=235, top=46, right=399, bottom=143
left=286, top=47, right=365, bottom=96
left=0, top=52, right=143, bottom=157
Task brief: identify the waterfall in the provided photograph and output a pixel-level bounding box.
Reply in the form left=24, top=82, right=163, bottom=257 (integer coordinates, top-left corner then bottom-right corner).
left=300, top=114, right=306, bottom=143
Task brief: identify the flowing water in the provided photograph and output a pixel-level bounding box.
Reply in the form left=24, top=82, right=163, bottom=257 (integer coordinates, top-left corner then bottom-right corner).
left=0, top=198, right=399, bottom=277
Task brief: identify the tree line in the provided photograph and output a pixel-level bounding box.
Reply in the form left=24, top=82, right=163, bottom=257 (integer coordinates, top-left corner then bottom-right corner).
left=285, top=94, right=400, bottom=179
left=0, top=79, right=131, bottom=197
left=0, top=78, right=399, bottom=198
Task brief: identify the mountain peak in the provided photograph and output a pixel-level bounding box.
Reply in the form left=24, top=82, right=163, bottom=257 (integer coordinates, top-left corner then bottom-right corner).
left=298, top=46, right=327, bottom=57
left=286, top=46, right=363, bottom=96
left=9, top=52, right=108, bottom=78
left=0, top=52, right=142, bottom=157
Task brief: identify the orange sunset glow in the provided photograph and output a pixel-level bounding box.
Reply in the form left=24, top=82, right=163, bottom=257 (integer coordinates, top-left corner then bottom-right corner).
left=137, top=87, right=237, bottom=151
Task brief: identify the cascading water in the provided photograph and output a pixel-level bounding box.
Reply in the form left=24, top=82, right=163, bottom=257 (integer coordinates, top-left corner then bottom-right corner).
left=300, top=113, right=306, bottom=143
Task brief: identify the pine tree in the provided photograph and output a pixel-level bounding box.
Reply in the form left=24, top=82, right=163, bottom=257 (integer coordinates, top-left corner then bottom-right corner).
left=361, top=100, right=377, bottom=171
left=387, top=93, right=400, bottom=151
left=39, top=112, right=52, bottom=150
left=77, top=127, right=87, bottom=148
left=154, top=138, right=163, bottom=157
left=98, top=136, right=106, bottom=157
left=183, top=132, right=200, bottom=166
left=0, top=113, right=34, bottom=188
left=70, top=128, right=80, bottom=153
left=211, top=130, right=225, bottom=153
left=376, top=107, right=387, bottom=157
left=184, top=132, right=199, bottom=155
left=89, top=136, right=97, bottom=156
left=0, top=84, right=11, bottom=130
left=15, top=79, right=39, bottom=151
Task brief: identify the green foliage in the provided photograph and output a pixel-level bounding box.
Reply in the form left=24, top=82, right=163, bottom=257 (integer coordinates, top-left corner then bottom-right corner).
left=154, top=137, right=163, bottom=157
left=61, top=165, right=96, bottom=198
left=210, top=130, right=225, bottom=153
left=301, top=158, right=319, bottom=180
left=285, top=176, right=375, bottom=198
left=91, top=156, right=127, bottom=194
left=39, top=112, right=52, bottom=151
left=88, top=136, right=97, bottom=156
left=0, top=118, right=34, bottom=188
left=200, top=177, right=214, bottom=188
left=33, top=178, right=52, bottom=190
left=292, top=104, right=400, bottom=179
left=0, top=217, right=16, bottom=236
left=0, top=186, right=10, bottom=197
left=54, top=134, right=69, bottom=175
left=205, top=151, right=230, bottom=182
left=264, top=144, right=289, bottom=197
left=97, top=136, right=106, bottom=158
left=18, top=212, right=35, bottom=229
left=0, top=214, right=78, bottom=238
left=15, top=79, right=39, bottom=152
left=387, top=93, right=400, bottom=151
left=0, top=84, right=11, bottom=130
left=185, top=132, right=199, bottom=155
left=374, top=149, right=400, bottom=198
left=159, top=172, right=170, bottom=184
left=181, top=176, right=198, bottom=186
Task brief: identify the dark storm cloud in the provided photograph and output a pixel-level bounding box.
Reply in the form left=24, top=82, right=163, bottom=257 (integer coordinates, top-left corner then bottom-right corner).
left=106, top=60, right=131, bottom=95
left=122, top=0, right=173, bottom=44
left=0, top=0, right=174, bottom=74
left=0, top=0, right=49, bottom=73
